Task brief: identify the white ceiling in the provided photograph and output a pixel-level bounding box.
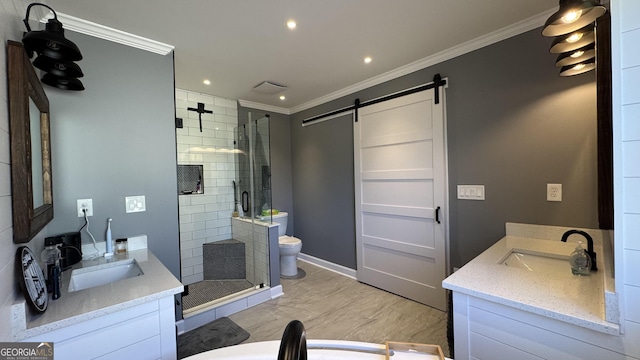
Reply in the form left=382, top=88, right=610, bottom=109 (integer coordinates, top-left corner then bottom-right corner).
left=45, top=0, right=559, bottom=111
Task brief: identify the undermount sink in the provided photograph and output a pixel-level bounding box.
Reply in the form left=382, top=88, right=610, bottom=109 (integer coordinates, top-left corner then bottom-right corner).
left=68, top=258, right=144, bottom=292
left=500, top=251, right=569, bottom=273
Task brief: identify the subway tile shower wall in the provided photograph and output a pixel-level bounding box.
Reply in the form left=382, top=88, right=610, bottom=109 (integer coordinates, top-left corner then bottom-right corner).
left=175, top=89, right=238, bottom=285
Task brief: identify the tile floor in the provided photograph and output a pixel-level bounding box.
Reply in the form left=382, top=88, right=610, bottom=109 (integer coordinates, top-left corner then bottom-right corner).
left=229, top=260, right=450, bottom=358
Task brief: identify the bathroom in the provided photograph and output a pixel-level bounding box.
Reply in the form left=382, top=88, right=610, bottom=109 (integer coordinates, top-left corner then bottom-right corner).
left=2, top=1, right=639, bottom=358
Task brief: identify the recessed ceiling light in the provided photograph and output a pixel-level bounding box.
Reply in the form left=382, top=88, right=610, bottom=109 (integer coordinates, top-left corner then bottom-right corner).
left=287, top=20, right=296, bottom=29
left=203, top=79, right=211, bottom=85
left=279, top=95, right=286, bottom=101
left=364, top=56, right=372, bottom=64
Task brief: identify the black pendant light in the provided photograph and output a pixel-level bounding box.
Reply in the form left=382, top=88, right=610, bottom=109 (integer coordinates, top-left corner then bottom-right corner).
left=22, top=3, right=84, bottom=90
left=555, top=43, right=596, bottom=67
left=41, top=73, right=85, bottom=91
left=542, top=0, right=606, bottom=37
left=33, top=55, right=84, bottom=78
left=549, top=24, right=595, bottom=54
left=559, top=58, right=596, bottom=76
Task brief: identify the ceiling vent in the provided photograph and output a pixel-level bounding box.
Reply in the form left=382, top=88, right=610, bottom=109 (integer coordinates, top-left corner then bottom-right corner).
left=252, top=81, right=287, bottom=94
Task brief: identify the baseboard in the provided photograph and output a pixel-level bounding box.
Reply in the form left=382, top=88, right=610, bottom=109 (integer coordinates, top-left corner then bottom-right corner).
left=297, top=253, right=357, bottom=280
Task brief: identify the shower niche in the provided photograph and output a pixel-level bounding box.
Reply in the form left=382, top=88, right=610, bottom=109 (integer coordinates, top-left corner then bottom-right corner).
left=177, top=164, right=203, bottom=195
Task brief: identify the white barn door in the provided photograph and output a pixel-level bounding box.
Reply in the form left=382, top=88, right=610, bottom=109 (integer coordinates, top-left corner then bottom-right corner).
left=354, top=88, right=447, bottom=311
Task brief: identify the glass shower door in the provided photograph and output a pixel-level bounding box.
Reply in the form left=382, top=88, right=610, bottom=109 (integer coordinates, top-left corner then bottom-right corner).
left=234, top=113, right=271, bottom=289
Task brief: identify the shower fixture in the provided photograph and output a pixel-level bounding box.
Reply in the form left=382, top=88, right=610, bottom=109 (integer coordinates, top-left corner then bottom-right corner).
left=187, top=102, right=212, bottom=132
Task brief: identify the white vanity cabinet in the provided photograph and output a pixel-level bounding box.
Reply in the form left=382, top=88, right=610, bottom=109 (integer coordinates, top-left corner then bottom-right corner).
left=23, top=296, right=176, bottom=360
left=452, top=294, right=631, bottom=360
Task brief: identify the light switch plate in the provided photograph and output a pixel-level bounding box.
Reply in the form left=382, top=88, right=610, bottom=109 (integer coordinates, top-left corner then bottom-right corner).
left=457, top=185, right=485, bottom=200
left=125, top=195, right=146, bottom=213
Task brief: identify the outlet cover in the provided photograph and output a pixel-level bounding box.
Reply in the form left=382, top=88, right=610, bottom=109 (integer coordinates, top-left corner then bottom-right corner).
left=125, top=195, right=146, bottom=213
left=77, top=199, right=93, bottom=217
left=547, top=183, right=562, bottom=202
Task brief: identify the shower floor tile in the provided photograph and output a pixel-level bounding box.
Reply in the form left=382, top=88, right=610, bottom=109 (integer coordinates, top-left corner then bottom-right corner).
left=182, top=279, right=254, bottom=311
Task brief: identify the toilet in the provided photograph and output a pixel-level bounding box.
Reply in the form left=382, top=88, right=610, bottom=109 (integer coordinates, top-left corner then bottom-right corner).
left=270, top=212, right=302, bottom=277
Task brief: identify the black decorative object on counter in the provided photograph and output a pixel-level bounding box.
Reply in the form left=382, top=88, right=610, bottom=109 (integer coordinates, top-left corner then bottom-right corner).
left=16, top=246, right=48, bottom=313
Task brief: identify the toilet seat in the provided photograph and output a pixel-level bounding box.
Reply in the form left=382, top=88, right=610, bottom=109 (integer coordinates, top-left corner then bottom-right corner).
left=279, top=236, right=301, bottom=247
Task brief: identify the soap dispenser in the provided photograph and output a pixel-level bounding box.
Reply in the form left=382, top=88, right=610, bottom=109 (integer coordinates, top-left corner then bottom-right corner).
left=569, top=241, right=591, bottom=276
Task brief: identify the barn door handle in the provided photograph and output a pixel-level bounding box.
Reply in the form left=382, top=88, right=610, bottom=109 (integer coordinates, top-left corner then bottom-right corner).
left=435, top=206, right=441, bottom=224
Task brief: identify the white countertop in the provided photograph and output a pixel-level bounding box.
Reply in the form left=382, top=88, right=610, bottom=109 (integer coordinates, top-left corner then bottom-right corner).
left=442, top=223, right=619, bottom=335
left=12, top=248, right=183, bottom=341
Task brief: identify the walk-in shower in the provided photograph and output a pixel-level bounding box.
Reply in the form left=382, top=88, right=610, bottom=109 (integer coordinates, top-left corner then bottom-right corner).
left=179, top=113, right=274, bottom=318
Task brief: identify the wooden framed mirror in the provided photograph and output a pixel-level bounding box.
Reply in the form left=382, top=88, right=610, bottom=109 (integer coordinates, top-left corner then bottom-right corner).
left=8, top=40, right=54, bottom=243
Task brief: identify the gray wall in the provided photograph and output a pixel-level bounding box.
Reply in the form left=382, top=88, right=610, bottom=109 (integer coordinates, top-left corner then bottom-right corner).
left=237, top=106, right=294, bottom=235
left=290, top=27, right=598, bottom=270
left=291, top=113, right=355, bottom=268
left=43, top=32, right=180, bottom=278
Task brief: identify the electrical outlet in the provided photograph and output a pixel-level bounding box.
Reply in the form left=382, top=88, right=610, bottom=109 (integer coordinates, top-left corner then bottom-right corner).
left=125, top=195, right=146, bottom=213
left=77, top=199, right=93, bottom=217
left=547, top=184, right=562, bottom=202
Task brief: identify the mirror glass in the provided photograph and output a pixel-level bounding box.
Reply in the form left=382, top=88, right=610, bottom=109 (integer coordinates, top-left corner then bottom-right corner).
left=29, top=98, right=44, bottom=208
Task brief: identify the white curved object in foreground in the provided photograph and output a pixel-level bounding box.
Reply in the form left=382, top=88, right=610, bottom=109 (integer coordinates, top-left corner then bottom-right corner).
left=185, top=340, right=450, bottom=360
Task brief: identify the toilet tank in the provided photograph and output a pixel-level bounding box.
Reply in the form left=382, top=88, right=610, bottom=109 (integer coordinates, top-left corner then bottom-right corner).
left=271, top=212, right=288, bottom=237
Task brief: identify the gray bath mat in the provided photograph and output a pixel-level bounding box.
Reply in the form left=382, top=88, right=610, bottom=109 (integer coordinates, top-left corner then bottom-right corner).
left=178, top=317, right=250, bottom=359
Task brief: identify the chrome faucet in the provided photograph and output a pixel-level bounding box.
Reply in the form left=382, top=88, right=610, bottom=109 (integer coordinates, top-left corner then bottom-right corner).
left=561, top=229, right=597, bottom=271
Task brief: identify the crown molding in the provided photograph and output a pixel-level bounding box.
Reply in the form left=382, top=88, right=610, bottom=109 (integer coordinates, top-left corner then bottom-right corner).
left=238, top=100, right=291, bottom=115
left=290, top=8, right=556, bottom=114
left=43, top=12, right=174, bottom=55
left=41, top=7, right=557, bottom=113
